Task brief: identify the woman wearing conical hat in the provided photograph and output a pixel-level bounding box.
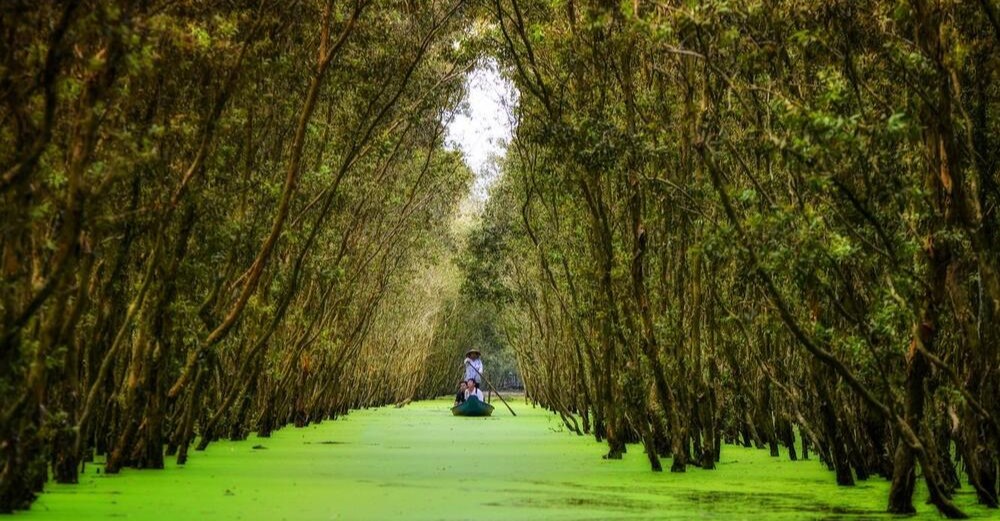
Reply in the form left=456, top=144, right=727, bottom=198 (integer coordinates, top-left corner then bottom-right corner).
left=463, top=348, right=483, bottom=385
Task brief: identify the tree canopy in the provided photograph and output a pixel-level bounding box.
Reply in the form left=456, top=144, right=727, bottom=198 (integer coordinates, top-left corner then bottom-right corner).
left=2, top=0, right=999, bottom=518
left=469, top=1, right=1000, bottom=518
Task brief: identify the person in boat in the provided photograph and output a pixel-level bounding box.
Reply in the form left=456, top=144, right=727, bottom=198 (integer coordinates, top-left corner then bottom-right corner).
left=463, top=349, right=483, bottom=385
left=454, top=380, right=467, bottom=406
left=464, top=378, right=484, bottom=402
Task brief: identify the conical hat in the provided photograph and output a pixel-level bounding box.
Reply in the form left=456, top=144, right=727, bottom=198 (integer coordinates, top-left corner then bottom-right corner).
left=465, top=348, right=481, bottom=357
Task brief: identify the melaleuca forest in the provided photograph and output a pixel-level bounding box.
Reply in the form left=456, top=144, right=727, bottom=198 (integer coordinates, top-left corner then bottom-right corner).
left=2, top=1, right=999, bottom=519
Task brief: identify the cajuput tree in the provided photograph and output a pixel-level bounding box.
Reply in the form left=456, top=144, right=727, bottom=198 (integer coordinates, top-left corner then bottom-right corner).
left=0, top=0, right=475, bottom=511
left=480, top=0, right=998, bottom=518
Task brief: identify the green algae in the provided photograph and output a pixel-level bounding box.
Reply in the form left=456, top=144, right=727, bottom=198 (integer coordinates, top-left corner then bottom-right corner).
left=15, top=399, right=995, bottom=520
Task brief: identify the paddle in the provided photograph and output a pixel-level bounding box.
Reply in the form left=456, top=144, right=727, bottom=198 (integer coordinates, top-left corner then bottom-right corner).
left=465, top=360, right=516, bottom=417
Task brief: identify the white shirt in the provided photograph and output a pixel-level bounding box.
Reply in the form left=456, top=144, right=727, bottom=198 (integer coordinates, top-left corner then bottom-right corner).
left=464, top=388, right=484, bottom=401
left=464, top=357, right=483, bottom=382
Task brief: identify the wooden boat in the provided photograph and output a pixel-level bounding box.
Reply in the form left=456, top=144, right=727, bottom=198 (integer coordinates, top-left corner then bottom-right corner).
left=451, top=396, right=494, bottom=417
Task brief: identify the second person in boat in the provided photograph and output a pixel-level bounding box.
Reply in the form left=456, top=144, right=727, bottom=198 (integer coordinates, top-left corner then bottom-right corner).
left=464, top=378, right=484, bottom=402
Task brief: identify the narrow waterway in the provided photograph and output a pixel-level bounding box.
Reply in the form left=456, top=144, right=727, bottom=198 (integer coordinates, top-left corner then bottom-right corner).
left=17, top=398, right=987, bottom=520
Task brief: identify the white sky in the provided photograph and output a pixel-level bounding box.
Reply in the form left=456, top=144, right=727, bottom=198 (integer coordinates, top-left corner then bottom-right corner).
left=445, top=60, right=518, bottom=201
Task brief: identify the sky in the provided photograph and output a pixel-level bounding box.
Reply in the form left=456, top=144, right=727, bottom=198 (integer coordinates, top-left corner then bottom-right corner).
left=444, top=60, right=518, bottom=201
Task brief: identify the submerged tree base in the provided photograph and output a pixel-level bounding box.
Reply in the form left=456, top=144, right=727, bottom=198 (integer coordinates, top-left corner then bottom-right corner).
left=16, top=399, right=991, bottom=520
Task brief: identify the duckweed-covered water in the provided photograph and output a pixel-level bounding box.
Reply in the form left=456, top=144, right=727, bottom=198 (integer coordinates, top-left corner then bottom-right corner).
left=16, top=398, right=994, bottom=520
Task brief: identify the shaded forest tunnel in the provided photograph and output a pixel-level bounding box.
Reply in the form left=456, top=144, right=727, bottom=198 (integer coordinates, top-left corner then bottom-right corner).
left=2, top=1, right=1000, bottom=519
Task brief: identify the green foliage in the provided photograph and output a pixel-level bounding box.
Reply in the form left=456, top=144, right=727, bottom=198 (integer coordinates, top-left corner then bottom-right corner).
left=485, top=1, right=1000, bottom=517
left=0, top=1, right=483, bottom=510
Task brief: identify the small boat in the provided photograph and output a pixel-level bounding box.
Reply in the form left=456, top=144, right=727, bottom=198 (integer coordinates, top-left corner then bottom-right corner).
left=452, top=396, right=494, bottom=417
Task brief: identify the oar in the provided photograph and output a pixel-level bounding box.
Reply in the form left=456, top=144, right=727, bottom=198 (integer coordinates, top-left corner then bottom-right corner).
left=466, top=361, right=516, bottom=417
